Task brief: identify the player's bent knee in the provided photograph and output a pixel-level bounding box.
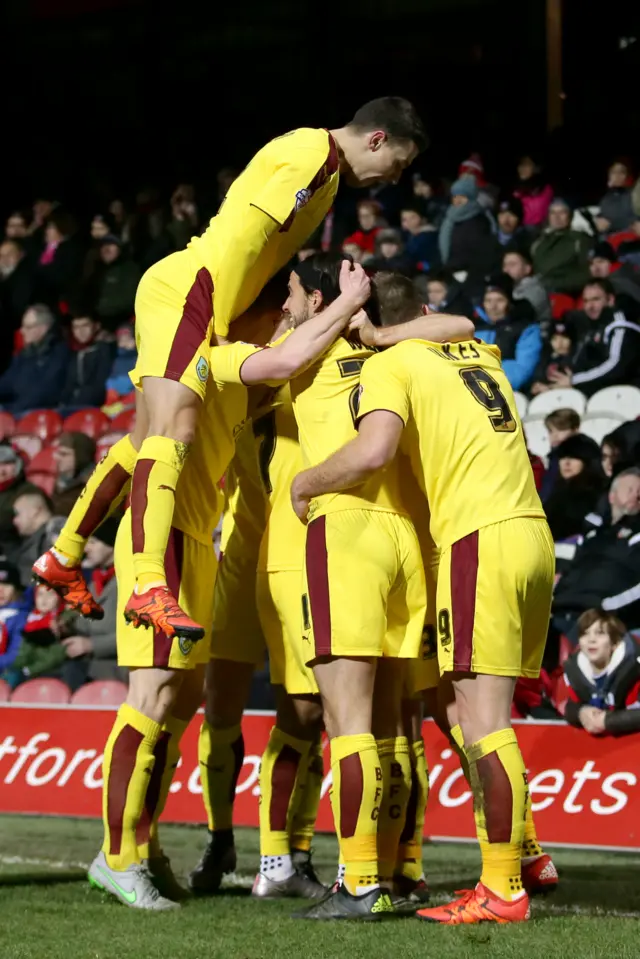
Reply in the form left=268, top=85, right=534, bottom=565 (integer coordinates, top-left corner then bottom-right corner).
left=126, top=667, right=183, bottom=724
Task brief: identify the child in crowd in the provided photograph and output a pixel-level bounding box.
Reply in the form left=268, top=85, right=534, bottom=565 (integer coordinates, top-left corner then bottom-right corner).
left=531, top=318, right=578, bottom=395
left=564, top=609, right=640, bottom=736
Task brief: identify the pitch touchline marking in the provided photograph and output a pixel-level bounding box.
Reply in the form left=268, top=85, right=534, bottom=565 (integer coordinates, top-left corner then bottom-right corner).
left=0, top=854, right=89, bottom=869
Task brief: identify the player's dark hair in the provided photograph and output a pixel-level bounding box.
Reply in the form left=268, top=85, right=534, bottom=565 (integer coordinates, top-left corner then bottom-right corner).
left=294, top=252, right=352, bottom=307
left=348, top=98, right=428, bottom=153
left=584, top=278, right=615, bottom=298
left=371, top=271, right=424, bottom=327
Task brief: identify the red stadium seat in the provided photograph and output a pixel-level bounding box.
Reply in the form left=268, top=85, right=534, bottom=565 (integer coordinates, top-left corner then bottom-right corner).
left=28, top=445, right=58, bottom=474
left=70, top=680, right=128, bottom=707
left=95, top=431, right=126, bottom=461
left=10, top=678, right=71, bottom=704
left=25, top=471, right=56, bottom=496
left=0, top=411, right=16, bottom=439
left=11, top=433, right=43, bottom=463
left=63, top=408, right=110, bottom=439
left=0, top=678, right=11, bottom=702
left=549, top=293, right=576, bottom=320
left=111, top=408, right=136, bottom=432
left=17, top=410, right=63, bottom=443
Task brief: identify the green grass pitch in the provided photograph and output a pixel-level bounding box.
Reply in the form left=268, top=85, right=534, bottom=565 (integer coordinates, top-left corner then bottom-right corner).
left=1, top=815, right=639, bottom=959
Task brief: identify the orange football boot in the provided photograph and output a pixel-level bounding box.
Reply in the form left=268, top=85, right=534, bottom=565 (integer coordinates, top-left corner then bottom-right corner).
left=522, top=854, right=558, bottom=896
left=32, top=551, right=103, bottom=619
left=124, top=586, right=205, bottom=640
left=416, top=882, right=530, bottom=925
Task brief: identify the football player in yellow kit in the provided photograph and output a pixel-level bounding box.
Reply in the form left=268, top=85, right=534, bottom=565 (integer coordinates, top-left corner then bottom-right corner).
left=34, top=98, right=427, bottom=642
left=290, top=276, right=556, bottom=925
left=86, top=262, right=371, bottom=910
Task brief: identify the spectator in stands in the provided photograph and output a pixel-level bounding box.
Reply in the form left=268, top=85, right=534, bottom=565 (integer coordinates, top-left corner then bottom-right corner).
left=474, top=273, right=542, bottom=390
left=600, top=421, right=640, bottom=482
left=105, top=322, right=137, bottom=402
left=551, top=468, right=640, bottom=641
left=502, top=249, right=552, bottom=328
left=59, top=517, right=124, bottom=688
left=33, top=210, right=83, bottom=309
left=366, top=228, right=414, bottom=275
left=425, top=269, right=475, bottom=319
left=4, top=584, right=69, bottom=688
left=0, top=240, right=35, bottom=370
left=595, top=161, right=636, bottom=236
left=530, top=317, right=578, bottom=394
left=496, top=196, right=530, bottom=254
left=457, top=153, right=497, bottom=210
left=548, top=279, right=640, bottom=395
left=400, top=205, right=439, bottom=271
left=588, top=241, right=640, bottom=310
left=411, top=174, right=447, bottom=228
left=438, top=178, right=498, bottom=300
left=512, top=155, right=553, bottom=227
left=82, top=212, right=119, bottom=279
left=539, top=408, right=589, bottom=500
left=4, top=211, right=29, bottom=241
left=531, top=199, right=592, bottom=296
left=0, top=305, right=68, bottom=415
left=564, top=609, right=640, bottom=736
left=59, top=314, right=115, bottom=412
left=85, top=235, right=140, bottom=332
left=543, top=434, right=605, bottom=541
left=26, top=198, right=56, bottom=249
left=0, top=445, right=41, bottom=559
left=343, top=200, right=384, bottom=260
left=11, top=489, right=55, bottom=587
left=51, top=432, right=98, bottom=517
left=0, top=558, right=31, bottom=677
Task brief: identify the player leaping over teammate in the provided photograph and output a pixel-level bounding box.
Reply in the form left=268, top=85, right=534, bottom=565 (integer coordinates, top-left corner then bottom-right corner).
left=33, top=97, right=427, bottom=641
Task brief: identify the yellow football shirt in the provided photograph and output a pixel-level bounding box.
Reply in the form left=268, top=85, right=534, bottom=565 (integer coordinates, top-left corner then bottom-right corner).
left=189, top=128, right=339, bottom=331
left=356, top=339, right=545, bottom=550
left=172, top=341, right=265, bottom=543
left=219, top=421, right=268, bottom=557
left=253, top=384, right=306, bottom=572
left=290, top=337, right=407, bottom=521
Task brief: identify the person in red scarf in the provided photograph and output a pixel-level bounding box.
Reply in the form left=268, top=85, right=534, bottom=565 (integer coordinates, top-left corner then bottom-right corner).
left=60, top=516, right=125, bottom=688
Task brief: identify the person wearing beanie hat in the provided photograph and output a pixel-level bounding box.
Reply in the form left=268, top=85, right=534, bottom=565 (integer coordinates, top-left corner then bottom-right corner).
left=438, top=176, right=498, bottom=300
left=531, top=199, right=592, bottom=296
left=530, top=314, right=578, bottom=396
left=52, top=432, right=98, bottom=517
left=59, top=514, right=124, bottom=689
left=475, top=272, right=542, bottom=391
left=544, top=433, right=606, bottom=541
left=496, top=196, right=531, bottom=256
left=0, top=443, right=42, bottom=555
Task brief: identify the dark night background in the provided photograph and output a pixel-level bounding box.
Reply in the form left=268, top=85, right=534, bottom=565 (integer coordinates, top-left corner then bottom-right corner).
left=3, top=0, right=640, bottom=214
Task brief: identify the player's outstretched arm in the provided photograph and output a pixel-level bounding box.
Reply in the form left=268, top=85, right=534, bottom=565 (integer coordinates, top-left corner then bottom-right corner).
left=240, top=262, right=370, bottom=385
left=290, top=410, right=403, bottom=522
left=349, top=311, right=475, bottom=348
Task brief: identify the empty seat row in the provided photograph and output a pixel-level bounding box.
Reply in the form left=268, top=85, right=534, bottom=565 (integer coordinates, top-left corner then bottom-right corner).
left=513, top=385, right=640, bottom=421
left=0, top=407, right=136, bottom=445
left=0, top=677, right=128, bottom=706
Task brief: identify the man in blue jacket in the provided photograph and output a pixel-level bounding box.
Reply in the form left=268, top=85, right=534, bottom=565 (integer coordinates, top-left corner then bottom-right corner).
left=474, top=273, right=542, bottom=392
left=0, top=305, right=69, bottom=414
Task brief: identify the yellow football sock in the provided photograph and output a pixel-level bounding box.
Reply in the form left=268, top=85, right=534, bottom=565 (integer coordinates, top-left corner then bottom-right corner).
left=137, top=715, right=190, bottom=861
left=449, top=722, right=471, bottom=783
left=522, top=797, right=543, bottom=859
left=259, top=727, right=309, bottom=857
left=290, top=738, right=324, bottom=853
left=396, top=738, right=429, bottom=883
left=376, top=737, right=411, bottom=887
left=101, top=703, right=162, bottom=871
left=467, top=727, right=527, bottom=902
left=54, top=434, right=137, bottom=564
left=198, top=721, right=244, bottom=832
left=130, top=435, right=189, bottom=591
left=330, top=733, right=381, bottom=896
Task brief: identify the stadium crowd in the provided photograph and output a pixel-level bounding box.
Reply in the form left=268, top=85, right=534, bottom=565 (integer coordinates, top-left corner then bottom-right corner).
left=2, top=153, right=640, bottom=736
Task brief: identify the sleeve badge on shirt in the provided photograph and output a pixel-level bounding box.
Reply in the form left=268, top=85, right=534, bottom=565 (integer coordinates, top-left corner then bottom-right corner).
left=196, top=355, right=209, bottom=382
left=295, top=188, right=312, bottom=211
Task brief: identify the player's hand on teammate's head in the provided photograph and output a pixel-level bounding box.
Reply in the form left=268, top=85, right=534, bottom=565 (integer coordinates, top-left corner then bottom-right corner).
left=339, top=260, right=370, bottom=309
left=347, top=309, right=377, bottom=347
